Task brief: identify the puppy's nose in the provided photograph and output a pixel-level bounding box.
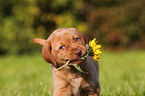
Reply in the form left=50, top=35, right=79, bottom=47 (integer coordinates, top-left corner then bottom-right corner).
left=75, top=49, right=82, bottom=57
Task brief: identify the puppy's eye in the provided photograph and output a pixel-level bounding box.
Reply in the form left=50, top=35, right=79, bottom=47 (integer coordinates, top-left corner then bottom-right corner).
left=74, top=38, right=79, bottom=41
left=60, top=46, right=65, bottom=49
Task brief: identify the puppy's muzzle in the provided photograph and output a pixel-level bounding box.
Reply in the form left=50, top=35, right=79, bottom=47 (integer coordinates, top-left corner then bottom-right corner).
left=75, top=49, right=82, bottom=57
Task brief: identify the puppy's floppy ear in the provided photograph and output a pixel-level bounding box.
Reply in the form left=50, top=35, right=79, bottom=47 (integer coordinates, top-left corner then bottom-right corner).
left=42, top=39, right=57, bottom=67
left=76, top=30, right=86, bottom=44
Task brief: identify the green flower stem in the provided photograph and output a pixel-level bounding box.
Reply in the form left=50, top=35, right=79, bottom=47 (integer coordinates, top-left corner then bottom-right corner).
left=54, top=60, right=70, bottom=72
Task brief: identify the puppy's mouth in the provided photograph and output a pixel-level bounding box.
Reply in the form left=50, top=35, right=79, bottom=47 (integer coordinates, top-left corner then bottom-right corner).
left=62, top=52, right=87, bottom=65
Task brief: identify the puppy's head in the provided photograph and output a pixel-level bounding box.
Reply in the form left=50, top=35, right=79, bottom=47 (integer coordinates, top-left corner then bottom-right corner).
left=33, top=28, right=86, bottom=67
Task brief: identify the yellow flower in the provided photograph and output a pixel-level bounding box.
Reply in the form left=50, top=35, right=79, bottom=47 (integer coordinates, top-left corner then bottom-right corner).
left=89, top=38, right=102, bottom=61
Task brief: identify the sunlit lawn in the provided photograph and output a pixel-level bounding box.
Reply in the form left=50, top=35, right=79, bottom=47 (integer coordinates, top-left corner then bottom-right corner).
left=0, top=51, right=145, bottom=96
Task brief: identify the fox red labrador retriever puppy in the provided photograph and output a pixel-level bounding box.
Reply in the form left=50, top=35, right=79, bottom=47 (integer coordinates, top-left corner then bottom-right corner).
left=33, top=28, right=100, bottom=96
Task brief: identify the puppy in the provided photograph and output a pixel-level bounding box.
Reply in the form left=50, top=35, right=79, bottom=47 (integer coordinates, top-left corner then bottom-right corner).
left=33, top=28, right=100, bottom=96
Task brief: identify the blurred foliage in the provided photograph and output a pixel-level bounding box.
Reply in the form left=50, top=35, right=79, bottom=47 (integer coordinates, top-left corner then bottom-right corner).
left=0, top=0, right=145, bottom=55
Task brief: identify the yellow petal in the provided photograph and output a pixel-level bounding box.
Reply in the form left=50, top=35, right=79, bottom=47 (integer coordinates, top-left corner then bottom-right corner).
left=88, top=38, right=102, bottom=61
left=94, top=50, right=102, bottom=54
left=93, top=45, right=101, bottom=49
left=93, top=55, right=99, bottom=61
left=89, top=38, right=97, bottom=47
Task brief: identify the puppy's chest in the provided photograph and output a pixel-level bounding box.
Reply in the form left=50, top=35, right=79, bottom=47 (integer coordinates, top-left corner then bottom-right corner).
left=66, top=71, right=92, bottom=86
left=69, top=74, right=96, bottom=96
left=69, top=76, right=84, bottom=88
left=54, top=68, right=98, bottom=96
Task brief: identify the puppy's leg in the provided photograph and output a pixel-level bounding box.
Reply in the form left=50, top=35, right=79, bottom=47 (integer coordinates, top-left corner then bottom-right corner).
left=88, top=87, right=100, bottom=96
left=88, top=94, right=98, bottom=96
left=53, top=82, right=76, bottom=96
left=87, top=86, right=100, bottom=96
left=53, top=91, right=67, bottom=96
left=53, top=89, right=74, bottom=96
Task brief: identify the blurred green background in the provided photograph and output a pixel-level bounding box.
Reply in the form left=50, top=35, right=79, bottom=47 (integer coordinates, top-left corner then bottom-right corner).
left=0, top=0, right=145, bottom=55
left=0, top=0, right=145, bottom=95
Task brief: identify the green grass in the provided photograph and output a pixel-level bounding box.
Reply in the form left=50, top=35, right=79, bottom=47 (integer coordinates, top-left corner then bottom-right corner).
left=0, top=51, right=145, bottom=96
left=0, top=54, right=53, bottom=96
left=100, top=51, right=145, bottom=96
